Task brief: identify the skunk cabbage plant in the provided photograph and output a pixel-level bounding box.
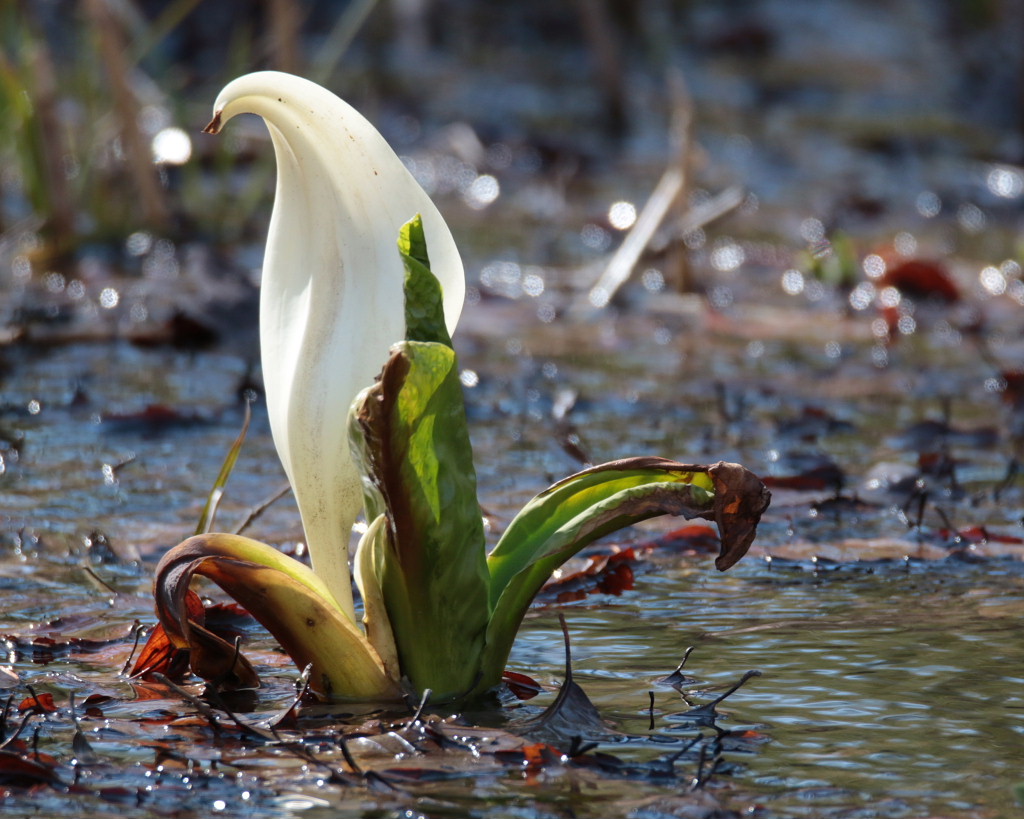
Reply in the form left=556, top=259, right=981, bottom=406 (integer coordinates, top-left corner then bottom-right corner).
left=202, top=71, right=464, bottom=621
left=150, top=73, right=770, bottom=703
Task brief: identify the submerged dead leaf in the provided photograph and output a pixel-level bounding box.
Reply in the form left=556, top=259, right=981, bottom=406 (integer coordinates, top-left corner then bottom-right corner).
left=502, top=670, right=544, bottom=700
left=0, top=749, right=62, bottom=787
left=18, top=692, right=57, bottom=714
left=539, top=547, right=636, bottom=603
left=516, top=615, right=613, bottom=744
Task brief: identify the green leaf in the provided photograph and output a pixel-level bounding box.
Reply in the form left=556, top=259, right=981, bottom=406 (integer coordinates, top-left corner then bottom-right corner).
left=479, top=458, right=770, bottom=690
left=351, top=340, right=489, bottom=699
left=399, top=215, right=452, bottom=348
left=154, top=533, right=400, bottom=701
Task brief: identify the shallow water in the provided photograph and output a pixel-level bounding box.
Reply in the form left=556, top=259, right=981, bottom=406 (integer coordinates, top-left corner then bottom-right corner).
left=2, top=304, right=1022, bottom=816
left=4, top=1, right=1024, bottom=814
left=524, top=562, right=1024, bottom=818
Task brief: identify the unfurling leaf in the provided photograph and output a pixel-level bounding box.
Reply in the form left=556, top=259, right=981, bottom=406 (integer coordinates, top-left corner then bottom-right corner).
left=352, top=340, right=489, bottom=699
left=353, top=514, right=400, bottom=680
left=153, top=534, right=399, bottom=700
left=400, top=215, right=453, bottom=348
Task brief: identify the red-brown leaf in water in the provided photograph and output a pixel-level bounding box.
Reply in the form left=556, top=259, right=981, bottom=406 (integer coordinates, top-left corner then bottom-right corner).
left=762, top=462, right=845, bottom=491
left=82, top=693, right=113, bottom=719
left=494, top=742, right=566, bottom=772
left=17, top=692, right=57, bottom=714
left=941, top=525, right=1024, bottom=545
left=881, top=259, right=959, bottom=302
left=0, top=749, right=62, bottom=786
left=130, top=590, right=205, bottom=681
left=502, top=670, right=544, bottom=700
left=539, top=548, right=637, bottom=603
left=101, top=403, right=210, bottom=434
left=594, top=561, right=634, bottom=596
left=1001, top=370, right=1024, bottom=408
left=642, top=524, right=721, bottom=555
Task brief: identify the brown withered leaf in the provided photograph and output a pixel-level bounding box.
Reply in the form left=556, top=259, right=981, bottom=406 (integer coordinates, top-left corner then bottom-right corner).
left=17, top=692, right=57, bottom=714
left=152, top=548, right=260, bottom=691
left=538, top=547, right=637, bottom=603
left=130, top=590, right=204, bottom=682
left=707, top=461, right=772, bottom=570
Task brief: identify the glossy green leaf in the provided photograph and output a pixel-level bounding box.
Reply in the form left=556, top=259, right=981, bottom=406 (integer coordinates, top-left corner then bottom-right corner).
left=400, top=215, right=452, bottom=348
left=479, top=459, right=769, bottom=689
left=351, top=340, right=489, bottom=698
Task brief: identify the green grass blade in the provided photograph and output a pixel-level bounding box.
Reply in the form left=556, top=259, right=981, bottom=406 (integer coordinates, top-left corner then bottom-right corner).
left=195, top=400, right=252, bottom=535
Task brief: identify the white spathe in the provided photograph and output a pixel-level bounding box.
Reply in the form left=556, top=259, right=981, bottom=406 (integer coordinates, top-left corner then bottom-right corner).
left=209, top=71, right=464, bottom=620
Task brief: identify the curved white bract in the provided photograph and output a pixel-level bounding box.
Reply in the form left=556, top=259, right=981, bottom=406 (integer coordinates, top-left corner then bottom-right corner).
left=209, top=71, right=464, bottom=619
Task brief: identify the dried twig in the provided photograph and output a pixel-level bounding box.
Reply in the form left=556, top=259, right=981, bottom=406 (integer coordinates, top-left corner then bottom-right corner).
left=233, top=483, right=292, bottom=536
left=575, top=66, right=744, bottom=312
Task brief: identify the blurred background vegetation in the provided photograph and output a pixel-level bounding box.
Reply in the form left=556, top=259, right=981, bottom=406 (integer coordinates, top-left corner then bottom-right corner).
left=2, top=0, right=1023, bottom=348
left=3, top=0, right=679, bottom=250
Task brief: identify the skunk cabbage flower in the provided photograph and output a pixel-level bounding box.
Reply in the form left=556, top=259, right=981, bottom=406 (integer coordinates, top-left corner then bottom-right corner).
left=204, top=72, right=464, bottom=619
left=146, top=75, right=769, bottom=703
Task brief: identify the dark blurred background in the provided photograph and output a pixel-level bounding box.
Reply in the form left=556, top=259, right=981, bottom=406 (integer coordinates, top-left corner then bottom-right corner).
left=2, top=0, right=1023, bottom=347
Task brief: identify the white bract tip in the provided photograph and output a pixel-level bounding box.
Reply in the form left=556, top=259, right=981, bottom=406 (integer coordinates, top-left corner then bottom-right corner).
left=211, top=71, right=464, bottom=618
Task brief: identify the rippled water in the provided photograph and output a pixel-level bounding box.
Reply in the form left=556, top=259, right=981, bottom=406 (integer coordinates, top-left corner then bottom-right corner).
left=4, top=0, right=1024, bottom=815
left=2, top=303, right=1022, bottom=817
left=515, top=561, right=1024, bottom=818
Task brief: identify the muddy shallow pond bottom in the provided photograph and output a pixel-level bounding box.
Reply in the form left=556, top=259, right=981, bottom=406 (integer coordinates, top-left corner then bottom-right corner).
left=1, top=301, right=1022, bottom=817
